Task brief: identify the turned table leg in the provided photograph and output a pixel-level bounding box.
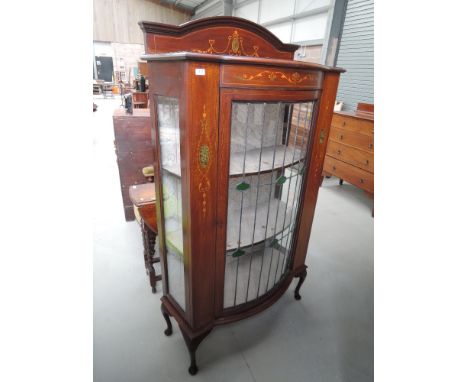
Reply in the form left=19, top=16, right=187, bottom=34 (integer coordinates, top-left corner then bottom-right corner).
left=141, top=220, right=158, bottom=293
left=147, top=229, right=158, bottom=293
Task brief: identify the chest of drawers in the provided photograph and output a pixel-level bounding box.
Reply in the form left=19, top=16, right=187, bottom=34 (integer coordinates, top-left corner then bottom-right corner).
left=113, top=108, right=154, bottom=221
left=323, top=105, right=374, bottom=197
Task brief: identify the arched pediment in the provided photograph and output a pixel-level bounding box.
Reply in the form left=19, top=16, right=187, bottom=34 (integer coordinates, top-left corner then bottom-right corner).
left=139, top=16, right=299, bottom=60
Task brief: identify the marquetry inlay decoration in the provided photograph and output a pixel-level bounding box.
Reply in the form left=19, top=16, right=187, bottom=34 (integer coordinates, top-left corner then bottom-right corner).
left=319, top=129, right=326, bottom=144
left=193, top=30, right=260, bottom=57
left=235, top=70, right=313, bottom=84
left=197, top=105, right=211, bottom=217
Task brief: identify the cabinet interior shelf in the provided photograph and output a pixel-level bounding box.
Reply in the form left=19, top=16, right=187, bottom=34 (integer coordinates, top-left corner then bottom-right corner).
left=230, top=145, right=304, bottom=177
left=163, top=199, right=293, bottom=257
left=226, top=199, right=292, bottom=251
left=161, top=144, right=305, bottom=178
left=162, top=164, right=181, bottom=177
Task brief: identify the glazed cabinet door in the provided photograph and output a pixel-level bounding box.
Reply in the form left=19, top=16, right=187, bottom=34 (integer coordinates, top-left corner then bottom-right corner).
left=215, top=90, right=320, bottom=315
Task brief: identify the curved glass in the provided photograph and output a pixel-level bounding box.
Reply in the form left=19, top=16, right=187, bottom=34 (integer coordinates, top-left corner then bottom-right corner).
left=224, top=101, right=316, bottom=309
left=157, top=96, right=185, bottom=311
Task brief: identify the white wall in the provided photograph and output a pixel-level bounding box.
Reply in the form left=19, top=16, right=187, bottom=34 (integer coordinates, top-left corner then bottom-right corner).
left=93, top=0, right=191, bottom=44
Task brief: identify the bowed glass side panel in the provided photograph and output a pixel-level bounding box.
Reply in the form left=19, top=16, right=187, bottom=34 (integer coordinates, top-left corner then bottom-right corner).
left=224, top=101, right=316, bottom=309
left=157, top=96, right=185, bottom=311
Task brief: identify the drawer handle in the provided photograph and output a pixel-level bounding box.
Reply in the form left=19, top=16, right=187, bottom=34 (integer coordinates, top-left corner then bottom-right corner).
left=332, top=166, right=336, bottom=171
left=340, top=134, right=344, bottom=140
left=337, top=150, right=341, bottom=155
left=369, top=143, right=373, bottom=149
left=360, top=179, right=364, bottom=183
left=365, top=159, right=369, bottom=165
left=342, top=121, right=346, bottom=127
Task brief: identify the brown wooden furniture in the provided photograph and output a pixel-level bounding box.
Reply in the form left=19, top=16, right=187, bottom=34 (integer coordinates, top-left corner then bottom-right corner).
left=132, top=91, right=149, bottom=108
left=139, top=16, right=344, bottom=375
left=323, top=103, right=374, bottom=210
left=113, top=108, right=154, bottom=220
left=129, top=183, right=161, bottom=293
left=138, top=61, right=148, bottom=77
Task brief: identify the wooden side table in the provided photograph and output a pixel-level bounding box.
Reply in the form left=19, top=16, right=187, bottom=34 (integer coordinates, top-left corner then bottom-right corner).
left=129, top=183, right=161, bottom=293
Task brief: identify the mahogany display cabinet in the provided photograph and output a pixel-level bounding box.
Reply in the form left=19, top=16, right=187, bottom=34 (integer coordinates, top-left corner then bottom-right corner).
left=139, top=17, right=344, bottom=375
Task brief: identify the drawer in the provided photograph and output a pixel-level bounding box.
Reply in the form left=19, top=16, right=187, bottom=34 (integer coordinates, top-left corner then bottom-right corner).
left=329, top=127, right=374, bottom=152
left=113, top=126, right=152, bottom=144
left=326, top=140, right=374, bottom=173
left=221, top=65, right=323, bottom=89
left=115, top=140, right=153, bottom=153
left=323, top=156, right=374, bottom=193
left=331, top=114, right=374, bottom=136
left=115, top=148, right=154, bottom=166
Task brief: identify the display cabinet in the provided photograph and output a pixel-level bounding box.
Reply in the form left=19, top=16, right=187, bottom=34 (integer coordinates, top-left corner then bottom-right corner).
left=139, top=16, right=344, bottom=375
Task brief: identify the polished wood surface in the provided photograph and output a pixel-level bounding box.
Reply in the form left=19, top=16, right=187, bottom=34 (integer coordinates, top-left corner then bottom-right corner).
left=323, top=105, right=374, bottom=205
left=329, top=126, right=374, bottom=152
left=324, top=156, right=374, bottom=193
left=138, top=61, right=148, bottom=77
left=140, top=16, right=298, bottom=60
left=185, top=60, right=220, bottom=329
left=142, top=51, right=344, bottom=72
left=357, top=102, right=374, bottom=113
left=129, top=182, right=156, bottom=207
left=132, top=91, right=149, bottom=108
left=139, top=203, right=157, bottom=234
left=331, top=112, right=374, bottom=134
left=326, top=140, right=374, bottom=172
left=221, top=64, right=323, bottom=90
left=113, top=108, right=154, bottom=220
left=141, top=16, right=343, bottom=375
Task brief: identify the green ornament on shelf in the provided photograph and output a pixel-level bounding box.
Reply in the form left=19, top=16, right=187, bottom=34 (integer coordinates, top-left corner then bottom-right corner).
left=232, top=249, right=246, bottom=257
left=236, top=181, right=250, bottom=191
left=276, top=175, right=287, bottom=185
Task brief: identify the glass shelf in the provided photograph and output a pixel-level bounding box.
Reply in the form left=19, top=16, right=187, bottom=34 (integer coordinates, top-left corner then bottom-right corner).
left=226, top=199, right=292, bottom=251
left=229, top=144, right=304, bottom=177
left=162, top=166, right=181, bottom=177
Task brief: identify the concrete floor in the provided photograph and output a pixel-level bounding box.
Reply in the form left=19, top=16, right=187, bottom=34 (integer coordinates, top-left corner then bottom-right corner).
left=93, top=95, right=374, bottom=382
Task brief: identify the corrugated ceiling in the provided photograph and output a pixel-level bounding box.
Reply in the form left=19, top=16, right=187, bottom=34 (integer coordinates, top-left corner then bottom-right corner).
left=161, top=0, right=208, bottom=12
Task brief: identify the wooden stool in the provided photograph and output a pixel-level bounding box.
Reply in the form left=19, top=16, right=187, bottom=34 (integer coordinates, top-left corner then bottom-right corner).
left=129, top=183, right=161, bottom=293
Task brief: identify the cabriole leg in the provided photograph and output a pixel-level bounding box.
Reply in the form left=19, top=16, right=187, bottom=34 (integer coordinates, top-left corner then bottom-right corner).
left=294, top=268, right=308, bottom=300
left=160, top=303, right=172, bottom=336
left=180, top=327, right=212, bottom=376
